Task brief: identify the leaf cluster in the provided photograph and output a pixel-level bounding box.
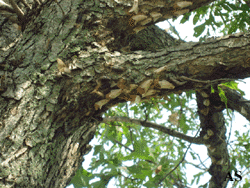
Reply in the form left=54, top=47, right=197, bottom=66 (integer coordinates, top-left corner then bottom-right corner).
left=180, top=0, right=250, bottom=39
left=70, top=92, right=204, bottom=187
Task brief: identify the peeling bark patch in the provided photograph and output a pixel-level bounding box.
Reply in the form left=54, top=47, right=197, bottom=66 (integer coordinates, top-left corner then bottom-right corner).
left=240, top=106, right=247, bottom=116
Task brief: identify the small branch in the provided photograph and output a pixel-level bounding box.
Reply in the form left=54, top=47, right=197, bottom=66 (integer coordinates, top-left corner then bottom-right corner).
left=156, top=128, right=200, bottom=185
left=184, top=160, right=206, bottom=170
left=103, top=116, right=203, bottom=145
left=179, top=76, right=234, bottom=84
left=167, top=20, right=183, bottom=41
left=113, top=138, right=134, bottom=152
left=195, top=152, right=209, bottom=169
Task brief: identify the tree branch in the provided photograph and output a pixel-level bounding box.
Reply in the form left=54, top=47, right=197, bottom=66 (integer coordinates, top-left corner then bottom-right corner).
left=224, top=87, right=250, bottom=122
left=103, top=116, right=204, bottom=145
left=157, top=128, right=200, bottom=186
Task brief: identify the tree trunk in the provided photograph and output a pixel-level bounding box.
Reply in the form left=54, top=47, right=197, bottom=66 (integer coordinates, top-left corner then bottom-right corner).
left=0, top=0, right=250, bottom=187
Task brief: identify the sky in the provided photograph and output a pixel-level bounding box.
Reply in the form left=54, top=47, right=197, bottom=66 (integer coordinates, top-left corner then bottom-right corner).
left=67, top=5, right=250, bottom=188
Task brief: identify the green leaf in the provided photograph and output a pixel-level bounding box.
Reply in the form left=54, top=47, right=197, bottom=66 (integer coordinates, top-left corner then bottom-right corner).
left=127, top=165, right=142, bottom=173
left=218, top=87, right=227, bottom=105
left=180, top=12, right=191, bottom=24
left=144, top=181, right=157, bottom=188
left=228, top=20, right=238, bottom=34
left=211, top=85, right=215, bottom=93
left=69, top=167, right=93, bottom=188
left=194, top=24, right=206, bottom=37
left=93, top=145, right=102, bottom=155
left=193, top=14, right=200, bottom=25
left=220, top=81, right=245, bottom=96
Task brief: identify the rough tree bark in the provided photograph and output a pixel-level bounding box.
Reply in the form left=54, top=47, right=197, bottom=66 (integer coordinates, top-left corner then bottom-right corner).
left=0, top=0, right=250, bottom=187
